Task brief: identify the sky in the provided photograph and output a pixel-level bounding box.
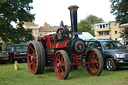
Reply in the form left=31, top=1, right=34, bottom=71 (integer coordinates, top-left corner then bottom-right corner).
left=31, top=0, right=115, bottom=26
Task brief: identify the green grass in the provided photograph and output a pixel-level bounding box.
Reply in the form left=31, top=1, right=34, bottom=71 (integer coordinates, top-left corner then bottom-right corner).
left=0, top=63, right=128, bottom=85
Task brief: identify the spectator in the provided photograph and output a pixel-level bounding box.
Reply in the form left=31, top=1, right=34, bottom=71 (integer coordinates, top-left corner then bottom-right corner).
left=0, top=46, right=2, bottom=51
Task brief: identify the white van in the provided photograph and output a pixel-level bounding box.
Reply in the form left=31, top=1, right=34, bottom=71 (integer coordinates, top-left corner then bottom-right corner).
left=117, top=38, right=124, bottom=45
left=78, top=32, right=94, bottom=40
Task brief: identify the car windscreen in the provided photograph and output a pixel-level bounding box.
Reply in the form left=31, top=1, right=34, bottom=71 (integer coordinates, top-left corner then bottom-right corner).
left=101, top=41, right=124, bottom=50
left=15, top=45, right=28, bottom=52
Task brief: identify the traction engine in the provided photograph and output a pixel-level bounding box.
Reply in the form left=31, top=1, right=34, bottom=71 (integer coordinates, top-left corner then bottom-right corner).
left=27, top=5, right=103, bottom=79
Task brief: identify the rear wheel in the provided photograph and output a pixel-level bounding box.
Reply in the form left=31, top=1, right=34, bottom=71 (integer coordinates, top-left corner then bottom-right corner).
left=27, top=41, right=45, bottom=74
left=54, top=50, right=70, bottom=79
left=85, top=49, right=103, bottom=76
left=9, top=56, right=14, bottom=63
left=106, top=58, right=117, bottom=71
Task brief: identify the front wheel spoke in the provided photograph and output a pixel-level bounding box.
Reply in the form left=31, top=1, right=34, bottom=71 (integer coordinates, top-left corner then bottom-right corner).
left=61, top=68, right=65, bottom=76
left=96, top=63, right=100, bottom=68
left=90, top=64, right=92, bottom=71
left=93, top=65, right=98, bottom=73
left=93, top=60, right=99, bottom=64
left=95, top=56, right=98, bottom=60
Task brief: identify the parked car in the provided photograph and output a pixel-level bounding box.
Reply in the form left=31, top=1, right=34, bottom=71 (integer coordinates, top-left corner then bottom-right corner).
left=84, top=39, right=128, bottom=71
left=7, top=44, right=28, bottom=62
left=124, top=38, right=128, bottom=45
left=0, top=45, right=8, bottom=61
left=0, top=51, right=8, bottom=60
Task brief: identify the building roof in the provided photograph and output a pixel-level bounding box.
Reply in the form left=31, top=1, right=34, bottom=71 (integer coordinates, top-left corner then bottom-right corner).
left=17, top=21, right=39, bottom=28
left=23, top=22, right=38, bottom=26
left=39, top=26, right=64, bottom=32
left=120, top=23, right=128, bottom=28
left=20, top=21, right=39, bottom=29
left=44, top=22, right=49, bottom=26
left=94, top=21, right=116, bottom=25
left=39, top=25, right=71, bottom=32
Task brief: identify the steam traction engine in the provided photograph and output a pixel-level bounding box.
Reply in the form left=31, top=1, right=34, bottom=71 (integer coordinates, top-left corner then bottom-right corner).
left=27, top=5, right=103, bottom=79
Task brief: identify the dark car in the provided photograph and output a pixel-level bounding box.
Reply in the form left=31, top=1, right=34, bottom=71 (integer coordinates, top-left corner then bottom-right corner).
left=124, top=38, right=128, bottom=45
left=7, top=44, right=28, bottom=62
left=85, top=39, right=128, bottom=71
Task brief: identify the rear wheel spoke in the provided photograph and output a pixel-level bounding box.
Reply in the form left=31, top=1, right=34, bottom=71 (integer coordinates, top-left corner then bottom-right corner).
left=92, top=52, right=96, bottom=60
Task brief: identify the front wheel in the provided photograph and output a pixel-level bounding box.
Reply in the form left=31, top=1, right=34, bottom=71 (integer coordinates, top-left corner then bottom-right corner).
left=106, top=58, right=117, bottom=71
left=85, top=49, right=103, bottom=76
left=54, top=50, right=70, bottom=79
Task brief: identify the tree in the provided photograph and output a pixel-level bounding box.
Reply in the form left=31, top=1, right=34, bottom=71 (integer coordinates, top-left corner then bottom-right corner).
left=13, top=23, right=33, bottom=43
left=78, top=19, right=95, bottom=36
left=110, top=0, right=128, bottom=24
left=78, top=15, right=103, bottom=36
left=1, top=40, right=12, bottom=50
left=0, top=0, right=34, bottom=44
left=86, top=14, right=104, bottom=24
left=60, top=20, right=64, bottom=27
left=120, top=28, right=128, bottom=38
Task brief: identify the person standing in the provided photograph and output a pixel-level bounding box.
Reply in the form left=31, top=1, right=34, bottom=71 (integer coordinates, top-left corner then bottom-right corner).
left=0, top=44, right=2, bottom=51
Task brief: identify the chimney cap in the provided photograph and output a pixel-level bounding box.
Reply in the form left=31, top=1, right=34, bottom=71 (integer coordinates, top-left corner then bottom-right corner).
left=68, top=5, right=79, bottom=11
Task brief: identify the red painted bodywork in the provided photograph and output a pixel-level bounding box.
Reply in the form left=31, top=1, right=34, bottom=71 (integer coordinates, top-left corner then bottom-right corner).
left=38, top=34, right=84, bottom=66
left=44, top=34, right=54, bottom=48
left=52, top=40, right=69, bottom=48
left=42, top=34, right=69, bottom=48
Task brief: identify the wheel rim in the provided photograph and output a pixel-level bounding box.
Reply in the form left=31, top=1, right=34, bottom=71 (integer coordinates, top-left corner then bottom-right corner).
left=54, top=51, right=69, bottom=79
left=107, top=60, right=113, bottom=70
left=86, top=50, right=101, bottom=76
left=27, top=43, right=37, bottom=74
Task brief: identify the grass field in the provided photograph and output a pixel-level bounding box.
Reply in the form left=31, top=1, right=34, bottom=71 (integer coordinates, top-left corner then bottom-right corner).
left=0, top=62, right=128, bottom=85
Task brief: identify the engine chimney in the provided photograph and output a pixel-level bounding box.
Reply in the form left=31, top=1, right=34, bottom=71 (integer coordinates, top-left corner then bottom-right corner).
left=68, top=5, right=79, bottom=38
